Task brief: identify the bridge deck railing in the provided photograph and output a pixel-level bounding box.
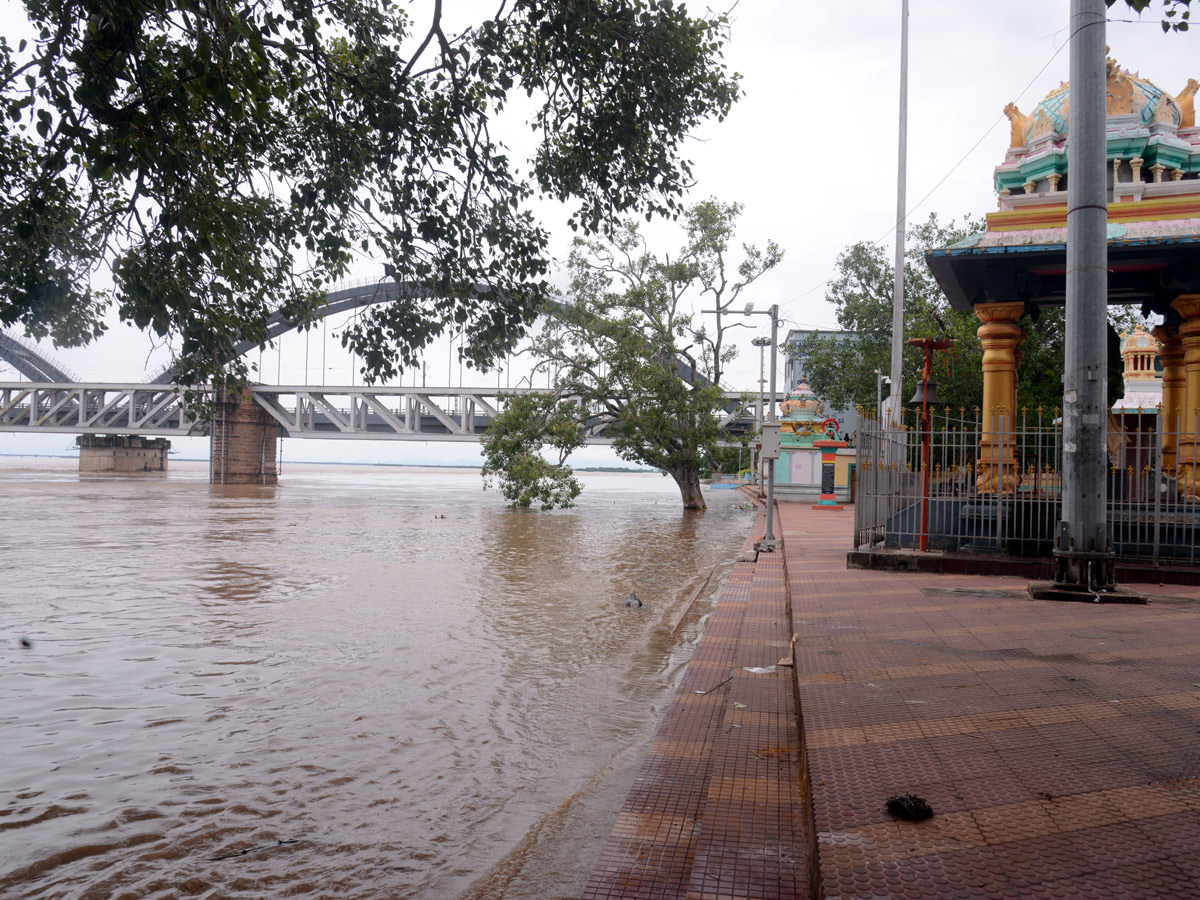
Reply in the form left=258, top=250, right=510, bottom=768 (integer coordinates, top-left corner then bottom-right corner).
left=0, top=382, right=763, bottom=443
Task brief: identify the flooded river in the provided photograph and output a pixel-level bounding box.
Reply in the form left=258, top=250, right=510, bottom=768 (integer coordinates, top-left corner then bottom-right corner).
left=0, top=459, right=753, bottom=899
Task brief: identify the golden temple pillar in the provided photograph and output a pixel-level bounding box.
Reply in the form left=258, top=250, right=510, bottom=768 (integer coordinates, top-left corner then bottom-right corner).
left=1152, top=323, right=1184, bottom=474
left=1171, top=294, right=1200, bottom=498
left=975, top=301, right=1025, bottom=494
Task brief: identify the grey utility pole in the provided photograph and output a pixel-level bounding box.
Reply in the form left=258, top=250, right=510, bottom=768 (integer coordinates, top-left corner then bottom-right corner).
left=729, top=304, right=781, bottom=550
left=886, top=0, right=909, bottom=426
left=1055, top=0, right=1113, bottom=590
left=752, top=335, right=772, bottom=487
left=764, top=304, right=779, bottom=547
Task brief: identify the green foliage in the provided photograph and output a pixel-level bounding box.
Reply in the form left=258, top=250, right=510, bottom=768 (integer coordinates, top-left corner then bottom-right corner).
left=796, top=214, right=987, bottom=415
left=482, top=394, right=585, bottom=510
left=1109, top=0, right=1192, bottom=31
left=683, top=199, right=783, bottom=386
left=795, top=214, right=1144, bottom=421
left=482, top=200, right=780, bottom=510
left=0, top=0, right=739, bottom=387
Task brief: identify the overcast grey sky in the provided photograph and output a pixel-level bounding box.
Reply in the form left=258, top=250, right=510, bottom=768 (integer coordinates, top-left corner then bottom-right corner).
left=3, top=1, right=1198, bottom=464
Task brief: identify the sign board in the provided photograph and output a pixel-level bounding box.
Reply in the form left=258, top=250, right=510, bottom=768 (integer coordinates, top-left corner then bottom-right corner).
left=759, top=422, right=781, bottom=460
left=821, top=462, right=836, bottom=495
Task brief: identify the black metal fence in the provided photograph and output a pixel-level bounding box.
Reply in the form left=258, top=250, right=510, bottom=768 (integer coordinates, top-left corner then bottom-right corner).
left=854, top=406, right=1200, bottom=567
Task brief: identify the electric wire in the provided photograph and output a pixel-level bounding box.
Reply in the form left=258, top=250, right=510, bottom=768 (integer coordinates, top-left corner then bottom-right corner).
left=776, top=18, right=1126, bottom=316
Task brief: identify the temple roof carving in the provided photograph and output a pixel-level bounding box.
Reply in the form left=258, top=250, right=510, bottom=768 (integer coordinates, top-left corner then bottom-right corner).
left=993, top=56, right=1200, bottom=201
left=926, top=58, right=1200, bottom=319
left=1003, top=56, right=1192, bottom=151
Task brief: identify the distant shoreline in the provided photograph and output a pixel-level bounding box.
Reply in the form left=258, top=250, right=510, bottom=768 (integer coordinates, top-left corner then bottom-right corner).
left=0, top=452, right=654, bottom=473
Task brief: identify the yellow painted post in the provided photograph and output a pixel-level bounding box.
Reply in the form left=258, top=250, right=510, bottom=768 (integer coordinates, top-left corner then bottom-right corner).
left=974, top=301, right=1026, bottom=494
left=1171, top=294, right=1200, bottom=498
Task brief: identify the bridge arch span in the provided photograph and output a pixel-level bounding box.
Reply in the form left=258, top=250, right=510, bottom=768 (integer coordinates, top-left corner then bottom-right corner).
left=0, top=330, right=80, bottom=383
left=5, top=278, right=716, bottom=391
left=150, top=279, right=487, bottom=383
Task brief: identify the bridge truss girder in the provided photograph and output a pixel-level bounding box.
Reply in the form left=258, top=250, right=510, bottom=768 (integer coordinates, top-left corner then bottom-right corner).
left=0, top=382, right=761, bottom=443
left=0, top=383, right=203, bottom=435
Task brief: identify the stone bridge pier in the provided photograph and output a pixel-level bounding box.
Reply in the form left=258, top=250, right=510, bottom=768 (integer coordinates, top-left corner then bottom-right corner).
left=77, top=434, right=171, bottom=473
left=210, top=388, right=279, bottom=485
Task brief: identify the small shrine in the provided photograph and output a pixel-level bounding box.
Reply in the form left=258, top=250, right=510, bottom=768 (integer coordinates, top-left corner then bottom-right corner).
left=1109, top=328, right=1164, bottom=498
left=771, top=382, right=851, bottom=499
left=779, top=382, right=835, bottom=449
left=1111, top=327, right=1163, bottom=418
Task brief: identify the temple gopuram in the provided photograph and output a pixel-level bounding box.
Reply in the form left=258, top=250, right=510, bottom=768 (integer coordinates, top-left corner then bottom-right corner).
left=855, top=56, right=1200, bottom=571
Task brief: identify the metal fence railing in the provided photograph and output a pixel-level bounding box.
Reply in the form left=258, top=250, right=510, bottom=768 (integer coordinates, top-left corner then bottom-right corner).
left=853, top=405, right=1200, bottom=568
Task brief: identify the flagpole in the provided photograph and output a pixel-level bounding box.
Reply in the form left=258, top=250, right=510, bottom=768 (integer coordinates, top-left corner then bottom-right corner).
left=886, top=0, right=909, bottom=432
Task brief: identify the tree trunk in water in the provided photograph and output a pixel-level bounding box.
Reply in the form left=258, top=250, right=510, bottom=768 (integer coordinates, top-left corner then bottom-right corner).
left=671, top=466, right=707, bottom=510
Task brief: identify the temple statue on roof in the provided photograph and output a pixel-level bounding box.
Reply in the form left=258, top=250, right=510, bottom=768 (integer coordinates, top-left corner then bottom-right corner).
left=994, top=56, right=1198, bottom=201
left=926, top=54, right=1200, bottom=498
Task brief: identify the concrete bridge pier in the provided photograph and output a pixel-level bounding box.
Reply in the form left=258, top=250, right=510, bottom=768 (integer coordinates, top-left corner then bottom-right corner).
left=77, top=435, right=171, bottom=473
left=210, top=388, right=279, bottom=484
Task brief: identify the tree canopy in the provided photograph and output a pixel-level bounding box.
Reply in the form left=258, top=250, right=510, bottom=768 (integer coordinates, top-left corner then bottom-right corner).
left=1113, top=0, right=1192, bottom=31
left=0, top=0, right=739, bottom=387
left=482, top=199, right=781, bottom=510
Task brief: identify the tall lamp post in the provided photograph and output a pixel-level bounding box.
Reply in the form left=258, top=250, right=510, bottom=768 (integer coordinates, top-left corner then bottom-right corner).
left=744, top=304, right=780, bottom=551
left=703, top=303, right=780, bottom=549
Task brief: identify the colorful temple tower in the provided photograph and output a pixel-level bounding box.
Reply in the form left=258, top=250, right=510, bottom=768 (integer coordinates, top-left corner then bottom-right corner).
left=926, top=55, right=1200, bottom=496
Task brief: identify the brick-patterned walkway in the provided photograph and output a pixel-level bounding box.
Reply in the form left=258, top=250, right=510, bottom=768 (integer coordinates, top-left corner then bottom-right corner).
left=581, top=514, right=813, bottom=900
left=583, top=500, right=1200, bottom=899
left=779, top=502, right=1200, bottom=900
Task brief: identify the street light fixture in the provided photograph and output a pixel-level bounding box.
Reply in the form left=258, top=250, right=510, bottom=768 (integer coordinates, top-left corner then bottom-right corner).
left=737, top=306, right=781, bottom=552
left=701, top=303, right=781, bottom=550
left=875, top=368, right=891, bottom=416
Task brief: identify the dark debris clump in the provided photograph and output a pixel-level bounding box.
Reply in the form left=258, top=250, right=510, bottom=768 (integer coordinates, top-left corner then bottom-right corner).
left=886, top=793, right=934, bottom=821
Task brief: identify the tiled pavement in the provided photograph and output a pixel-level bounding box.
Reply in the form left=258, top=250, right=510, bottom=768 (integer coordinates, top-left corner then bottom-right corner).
left=584, top=499, right=1200, bottom=899
left=581, top=515, right=812, bottom=900
left=780, top=502, right=1200, bottom=900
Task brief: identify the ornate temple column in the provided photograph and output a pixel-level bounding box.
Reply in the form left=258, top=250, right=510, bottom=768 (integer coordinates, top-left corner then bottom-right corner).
left=1152, top=323, right=1184, bottom=474
left=1171, top=294, right=1200, bottom=498
left=975, top=301, right=1026, bottom=494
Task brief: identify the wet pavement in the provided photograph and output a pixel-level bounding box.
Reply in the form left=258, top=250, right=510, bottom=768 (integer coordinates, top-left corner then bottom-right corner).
left=583, top=498, right=1200, bottom=899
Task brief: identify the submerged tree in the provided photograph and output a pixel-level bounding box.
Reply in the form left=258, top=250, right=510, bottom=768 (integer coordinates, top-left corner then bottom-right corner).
left=482, top=394, right=585, bottom=510
left=0, top=0, right=740, bottom=387
left=482, top=200, right=782, bottom=510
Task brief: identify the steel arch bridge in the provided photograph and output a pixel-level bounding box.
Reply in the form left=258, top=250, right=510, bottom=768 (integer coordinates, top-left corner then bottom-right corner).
left=0, top=280, right=763, bottom=443
left=4, top=278, right=719, bottom=390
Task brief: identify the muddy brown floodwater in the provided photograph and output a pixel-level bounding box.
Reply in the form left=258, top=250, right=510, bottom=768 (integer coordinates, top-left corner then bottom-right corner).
left=0, top=459, right=753, bottom=900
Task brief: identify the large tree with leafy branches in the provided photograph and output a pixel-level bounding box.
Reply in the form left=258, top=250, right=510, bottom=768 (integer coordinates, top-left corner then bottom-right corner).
left=482, top=199, right=781, bottom=511
left=1113, top=0, right=1192, bottom=30
left=0, top=0, right=739, bottom=389
left=796, top=214, right=1144, bottom=425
